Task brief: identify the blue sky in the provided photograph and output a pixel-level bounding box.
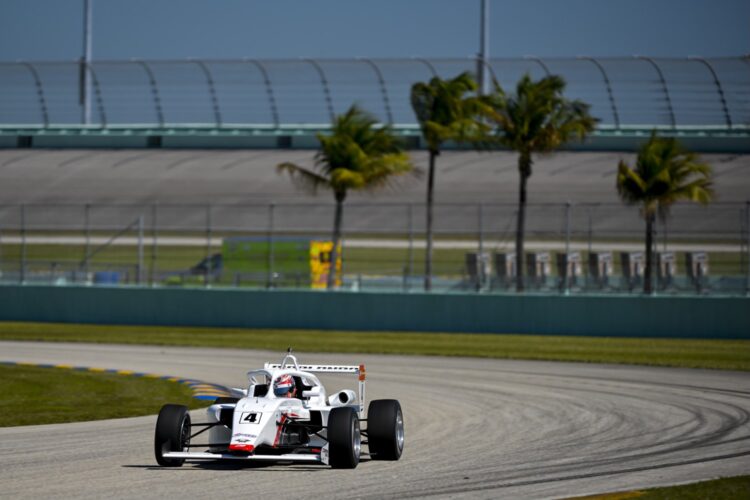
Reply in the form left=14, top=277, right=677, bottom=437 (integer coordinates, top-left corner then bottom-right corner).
left=1, top=0, right=748, bottom=61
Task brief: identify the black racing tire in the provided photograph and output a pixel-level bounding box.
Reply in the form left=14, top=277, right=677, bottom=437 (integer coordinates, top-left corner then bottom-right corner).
left=213, top=397, right=239, bottom=404
left=327, top=407, right=361, bottom=469
left=154, top=404, right=191, bottom=467
left=367, top=399, right=404, bottom=460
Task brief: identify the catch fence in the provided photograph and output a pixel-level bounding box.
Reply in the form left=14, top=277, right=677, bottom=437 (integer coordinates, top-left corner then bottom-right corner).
left=1, top=57, right=748, bottom=129
left=0, top=201, right=747, bottom=295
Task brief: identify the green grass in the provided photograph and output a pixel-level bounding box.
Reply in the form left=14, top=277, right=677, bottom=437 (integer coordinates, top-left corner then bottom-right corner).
left=0, top=243, right=472, bottom=277
left=3, top=241, right=745, bottom=278
left=569, top=475, right=750, bottom=499
left=0, top=364, right=204, bottom=427
left=1, top=321, right=748, bottom=371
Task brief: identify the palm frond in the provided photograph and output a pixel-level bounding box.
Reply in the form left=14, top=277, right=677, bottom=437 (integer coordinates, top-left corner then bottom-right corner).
left=616, top=160, right=647, bottom=203
left=330, top=168, right=367, bottom=190
left=276, top=162, right=330, bottom=195
left=615, top=134, right=714, bottom=220
left=410, top=71, right=489, bottom=152
left=281, top=104, right=416, bottom=200
left=488, top=73, right=597, bottom=156
left=360, top=152, right=417, bottom=191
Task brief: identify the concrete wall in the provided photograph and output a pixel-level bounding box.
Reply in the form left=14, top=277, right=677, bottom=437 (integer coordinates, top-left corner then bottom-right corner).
left=3, top=127, right=749, bottom=153
left=1, top=285, right=748, bottom=339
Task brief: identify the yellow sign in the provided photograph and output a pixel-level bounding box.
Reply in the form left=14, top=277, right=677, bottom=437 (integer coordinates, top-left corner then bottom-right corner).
left=310, top=241, right=342, bottom=289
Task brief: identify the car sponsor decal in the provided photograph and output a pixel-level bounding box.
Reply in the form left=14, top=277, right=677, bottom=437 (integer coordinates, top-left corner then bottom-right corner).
left=240, top=412, right=262, bottom=424
left=232, top=433, right=258, bottom=443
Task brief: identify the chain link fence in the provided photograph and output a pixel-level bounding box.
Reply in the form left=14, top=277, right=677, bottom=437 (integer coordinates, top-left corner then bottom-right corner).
left=0, top=201, right=747, bottom=295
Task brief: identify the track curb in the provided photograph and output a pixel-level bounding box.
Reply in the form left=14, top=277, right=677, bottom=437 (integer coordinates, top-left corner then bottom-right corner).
left=0, top=360, right=234, bottom=400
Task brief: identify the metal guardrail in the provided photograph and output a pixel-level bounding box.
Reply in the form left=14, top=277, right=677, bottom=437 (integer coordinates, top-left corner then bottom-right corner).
left=1, top=57, right=748, bottom=129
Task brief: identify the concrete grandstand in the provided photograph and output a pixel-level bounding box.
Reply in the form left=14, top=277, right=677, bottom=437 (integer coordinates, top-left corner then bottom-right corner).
left=0, top=57, right=747, bottom=293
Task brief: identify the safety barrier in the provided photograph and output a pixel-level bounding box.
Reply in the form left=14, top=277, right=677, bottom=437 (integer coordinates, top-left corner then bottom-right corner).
left=0, top=284, right=747, bottom=339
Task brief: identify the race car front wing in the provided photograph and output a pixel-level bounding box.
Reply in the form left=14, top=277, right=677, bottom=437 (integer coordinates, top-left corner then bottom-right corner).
left=162, top=449, right=330, bottom=464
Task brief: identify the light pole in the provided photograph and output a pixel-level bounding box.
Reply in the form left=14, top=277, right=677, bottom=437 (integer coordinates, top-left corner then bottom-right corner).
left=81, top=0, right=93, bottom=125
left=478, top=0, right=490, bottom=95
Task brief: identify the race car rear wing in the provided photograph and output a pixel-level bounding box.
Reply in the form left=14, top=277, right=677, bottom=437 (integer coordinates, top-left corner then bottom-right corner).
left=265, top=350, right=366, bottom=415
left=264, top=363, right=364, bottom=375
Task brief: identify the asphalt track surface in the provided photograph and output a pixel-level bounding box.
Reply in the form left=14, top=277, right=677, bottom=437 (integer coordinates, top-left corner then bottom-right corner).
left=2, top=342, right=749, bottom=499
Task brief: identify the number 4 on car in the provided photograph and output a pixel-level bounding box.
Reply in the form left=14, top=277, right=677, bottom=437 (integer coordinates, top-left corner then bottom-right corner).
left=154, top=349, right=404, bottom=469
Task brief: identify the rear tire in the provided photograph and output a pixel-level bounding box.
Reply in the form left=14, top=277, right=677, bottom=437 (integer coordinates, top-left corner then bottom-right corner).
left=327, top=407, right=360, bottom=469
left=367, top=399, right=404, bottom=460
left=154, top=404, right=191, bottom=467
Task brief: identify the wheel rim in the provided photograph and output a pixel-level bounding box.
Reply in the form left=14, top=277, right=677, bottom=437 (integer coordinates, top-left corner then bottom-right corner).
left=180, top=415, right=191, bottom=451
left=395, top=408, right=404, bottom=452
left=353, top=418, right=361, bottom=460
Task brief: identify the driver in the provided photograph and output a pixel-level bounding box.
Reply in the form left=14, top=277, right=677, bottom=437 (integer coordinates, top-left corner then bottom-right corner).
left=273, top=374, right=297, bottom=398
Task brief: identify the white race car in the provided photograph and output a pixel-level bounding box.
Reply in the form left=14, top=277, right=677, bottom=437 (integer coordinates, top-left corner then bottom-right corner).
left=154, top=350, right=404, bottom=469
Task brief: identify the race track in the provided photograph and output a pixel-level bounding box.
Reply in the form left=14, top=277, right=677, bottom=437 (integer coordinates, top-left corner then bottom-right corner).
left=1, top=341, right=748, bottom=499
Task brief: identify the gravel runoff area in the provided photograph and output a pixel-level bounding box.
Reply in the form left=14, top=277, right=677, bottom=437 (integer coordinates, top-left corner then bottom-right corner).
left=1, top=341, right=748, bottom=499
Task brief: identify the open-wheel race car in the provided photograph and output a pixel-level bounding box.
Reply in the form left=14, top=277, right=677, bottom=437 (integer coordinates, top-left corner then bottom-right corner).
left=154, top=350, right=404, bottom=468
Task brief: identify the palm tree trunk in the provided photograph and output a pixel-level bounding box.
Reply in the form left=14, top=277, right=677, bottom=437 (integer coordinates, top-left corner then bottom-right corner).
left=515, top=152, right=531, bottom=292
left=327, top=191, right=346, bottom=290
left=644, top=212, right=654, bottom=294
left=424, top=150, right=437, bottom=291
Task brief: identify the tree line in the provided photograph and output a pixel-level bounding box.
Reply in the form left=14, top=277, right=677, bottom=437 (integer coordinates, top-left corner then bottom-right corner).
left=278, top=72, right=713, bottom=295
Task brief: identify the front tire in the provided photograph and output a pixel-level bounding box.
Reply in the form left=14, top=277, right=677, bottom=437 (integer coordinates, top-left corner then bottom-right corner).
left=367, top=399, right=404, bottom=460
left=154, top=404, right=191, bottom=467
left=327, top=407, right=360, bottom=469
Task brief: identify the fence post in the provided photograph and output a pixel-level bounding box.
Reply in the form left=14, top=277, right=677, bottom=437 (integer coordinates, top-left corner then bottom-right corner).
left=20, top=204, right=26, bottom=284
left=563, top=202, right=571, bottom=295
left=137, top=214, right=144, bottom=285
left=205, top=204, right=212, bottom=287
left=746, top=201, right=750, bottom=295
left=84, top=203, right=91, bottom=279
left=478, top=203, right=484, bottom=256
left=478, top=203, right=485, bottom=291
left=407, top=203, right=414, bottom=287
left=586, top=205, right=593, bottom=287
left=267, top=202, right=275, bottom=288
left=150, top=203, right=158, bottom=286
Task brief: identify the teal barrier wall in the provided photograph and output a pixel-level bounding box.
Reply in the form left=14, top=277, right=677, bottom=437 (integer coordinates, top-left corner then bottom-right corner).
left=0, top=285, right=748, bottom=339
left=3, top=128, right=749, bottom=153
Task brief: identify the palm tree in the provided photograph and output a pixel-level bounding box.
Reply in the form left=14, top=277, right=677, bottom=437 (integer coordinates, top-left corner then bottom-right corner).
left=616, top=134, right=713, bottom=294
left=486, top=74, right=596, bottom=292
left=411, top=71, right=490, bottom=291
left=277, top=104, right=415, bottom=289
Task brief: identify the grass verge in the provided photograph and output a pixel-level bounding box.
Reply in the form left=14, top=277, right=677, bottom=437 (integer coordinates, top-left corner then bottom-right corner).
left=0, top=364, right=204, bottom=427
left=1, top=321, right=748, bottom=371
left=568, top=475, right=750, bottom=499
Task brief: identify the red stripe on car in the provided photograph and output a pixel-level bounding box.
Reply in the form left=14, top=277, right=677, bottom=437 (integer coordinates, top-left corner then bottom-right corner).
left=273, top=414, right=288, bottom=447
left=229, top=444, right=254, bottom=453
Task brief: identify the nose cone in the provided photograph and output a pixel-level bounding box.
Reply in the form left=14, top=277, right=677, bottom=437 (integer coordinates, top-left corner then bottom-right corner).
left=230, top=401, right=268, bottom=453
left=229, top=431, right=259, bottom=454
left=229, top=443, right=254, bottom=453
